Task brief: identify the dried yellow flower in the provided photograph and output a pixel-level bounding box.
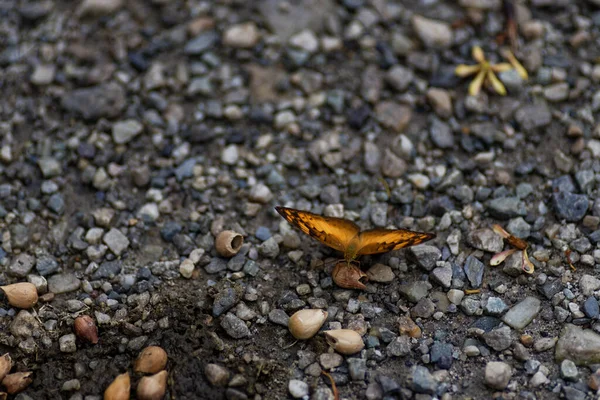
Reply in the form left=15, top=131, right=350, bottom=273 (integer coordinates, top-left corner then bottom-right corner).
left=455, top=46, right=514, bottom=96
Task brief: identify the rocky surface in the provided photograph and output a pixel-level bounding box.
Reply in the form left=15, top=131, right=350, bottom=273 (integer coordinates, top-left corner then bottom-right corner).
left=1, top=0, right=600, bottom=399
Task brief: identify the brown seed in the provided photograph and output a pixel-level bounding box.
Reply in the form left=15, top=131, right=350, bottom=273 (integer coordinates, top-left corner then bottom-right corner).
left=74, top=315, right=99, bottom=344
left=215, top=230, right=243, bottom=257
left=323, top=329, right=365, bottom=355
left=288, top=309, right=328, bottom=340
left=134, top=346, right=168, bottom=374
left=104, top=372, right=130, bottom=400
left=136, top=370, right=167, bottom=400
left=0, top=354, right=11, bottom=382
left=0, top=283, right=38, bottom=309
left=2, top=372, right=33, bottom=394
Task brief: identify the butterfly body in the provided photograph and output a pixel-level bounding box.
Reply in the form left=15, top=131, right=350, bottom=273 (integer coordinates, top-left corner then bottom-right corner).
left=275, top=206, right=436, bottom=264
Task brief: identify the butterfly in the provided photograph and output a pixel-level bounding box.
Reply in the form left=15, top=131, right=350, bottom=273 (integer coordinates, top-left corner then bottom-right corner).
left=275, top=206, right=436, bottom=288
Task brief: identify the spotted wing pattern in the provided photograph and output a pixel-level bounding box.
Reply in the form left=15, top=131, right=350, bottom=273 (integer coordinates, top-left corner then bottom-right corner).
left=356, top=229, right=436, bottom=255
left=275, top=206, right=360, bottom=253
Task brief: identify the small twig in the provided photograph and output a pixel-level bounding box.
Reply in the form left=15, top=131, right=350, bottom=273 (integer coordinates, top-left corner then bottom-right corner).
left=503, top=0, right=518, bottom=51
left=378, top=176, right=391, bottom=198
left=565, top=249, right=577, bottom=271
left=321, top=371, right=339, bottom=400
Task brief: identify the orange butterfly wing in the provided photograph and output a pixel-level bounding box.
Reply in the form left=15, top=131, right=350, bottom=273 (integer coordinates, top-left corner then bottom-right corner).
left=275, top=206, right=359, bottom=253
left=356, top=228, right=436, bottom=255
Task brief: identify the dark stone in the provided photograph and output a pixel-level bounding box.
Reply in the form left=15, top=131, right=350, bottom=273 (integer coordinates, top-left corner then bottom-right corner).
left=471, top=316, right=502, bottom=332
left=463, top=256, right=484, bottom=288
left=93, top=261, right=122, bottom=280
left=61, top=82, right=126, bottom=121
left=347, top=104, right=371, bottom=130
left=160, top=221, right=183, bottom=242
left=538, top=278, right=563, bottom=300
left=553, top=192, right=589, bottom=222
left=583, top=297, right=600, bottom=319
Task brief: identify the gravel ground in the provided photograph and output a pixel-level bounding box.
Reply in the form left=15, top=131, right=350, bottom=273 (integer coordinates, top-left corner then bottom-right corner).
left=2, top=0, right=600, bottom=399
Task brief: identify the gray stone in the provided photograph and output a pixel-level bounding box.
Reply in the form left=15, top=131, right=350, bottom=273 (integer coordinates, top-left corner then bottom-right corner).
left=375, top=101, right=412, bottom=132
left=539, top=279, right=563, bottom=300
left=467, top=229, right=504, bottom=252
left=184, top=31, right=219, bottom=54
left=483, top=326, right=512, bottom=351
left=514, top=103, right=552, bottom=132
left=30, top=64, right=56, bottom=85
left=35, top=255, right=59, bottom=276
left=502, top=297, right=541, bottom=329
left=431, top=264, right=452, bottom=289
left=9, top=253, right=36, bottom=277
left=485, top=361, right=512, bottom=389
left=580, top=274, right=600, bottom=296
left=555, top=324, right=600, bottom=365
left=38, top=157, right=62, bottom=178
left=583, top=296, right=599, bottom=319
left=411, top=15, right=453, bottom=49
left=288, top=380, right=309, bottom=399
left=59, top=333, right=77, bottom=353
left=544, top=82, right=569, bottom=102
left=268, top=309, right=289, bottom=326
left=429, top=118, right=454, bottom=149
left=560, top=359, right=579, bottom=381
left=47, top=193, right=65, bottom=215
left=62, top=82, right=126, bottom=121
left=460, top=297, right=481, bottom=315
left=257, top=237, right=279, bottom=258
left=386, top=335, right=411, bottom=357
left=204, top=364, right=230, bottom=387
left=553, top=192, right=589, bottom=222
left=220, top=313, right=251, bottom=339
left=463, top=256, right=484, bottom=288
left=103, top=228, right=130, bottom=256
left=213, top=287, right=241, bottom=317
left=366, top=264, right=395, bottom=283
left=223, top=22, right=261, bottom=48
left=411, top=366, right=437, bottom=394
left=488, top=197, right=527, bottom=219
left=348, top=358, right=367, bottom=380
left=319, top=353, right=343, bottom=370
left=507, top=217, right=531, bottom=239
left=112, top=120, right=143, bottom=145
left=10, top=310, right=41, bottom=337
left=385, top=65, right=413, bottom=92
left=485, top=297, right=508, bottom=316
left=399, top=281, right=432, bottom=303
left=409, top=245, right=441, bottom=271
left=48, top=273, right=81, bottom=294
left=205, top=258, right=227, bottom=274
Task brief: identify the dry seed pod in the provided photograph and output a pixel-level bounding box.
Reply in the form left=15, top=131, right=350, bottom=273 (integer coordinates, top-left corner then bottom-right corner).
left=324, top=329, right=365, bottom=355
left=288, top=309, right=328, bottom=340
left=0, top=354, right=11, bottom=382
left=137, top=370, right=167, bottom=400
left=134, top=346, right=168, bottom=374
left=2, top=372, right=33, bottom=394
left=74, top=315, right=99, bottom=344
left=104, top=372, right=130, bottom=400
left=332, top=262, right=368, bottom=290
left=215, top=230, right=243, bottom=257
left=0, top=283, right=38, bottom=309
